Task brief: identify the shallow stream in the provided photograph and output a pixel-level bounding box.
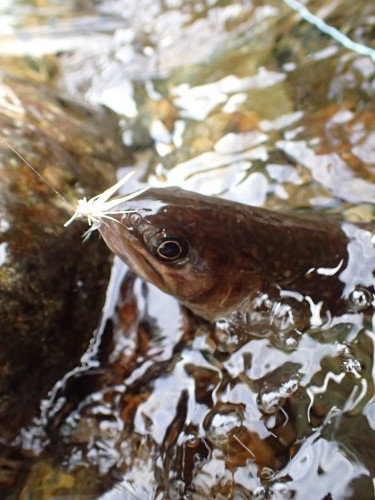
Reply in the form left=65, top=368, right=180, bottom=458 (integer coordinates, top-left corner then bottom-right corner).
left=1, top=1, right=375, bottom=498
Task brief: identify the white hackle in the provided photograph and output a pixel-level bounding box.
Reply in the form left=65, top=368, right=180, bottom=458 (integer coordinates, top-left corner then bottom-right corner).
left=64, top=171, right=149, bottom=233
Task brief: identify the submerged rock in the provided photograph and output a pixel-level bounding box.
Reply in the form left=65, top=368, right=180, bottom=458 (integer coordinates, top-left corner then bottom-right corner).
left=0, top=72, right=128, bottom=440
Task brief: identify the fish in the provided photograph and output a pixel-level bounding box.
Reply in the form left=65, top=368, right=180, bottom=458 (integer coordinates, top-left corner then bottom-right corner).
left=73, top=185, right=375, bottom=329
left=5, top=142, right=375, bottom=332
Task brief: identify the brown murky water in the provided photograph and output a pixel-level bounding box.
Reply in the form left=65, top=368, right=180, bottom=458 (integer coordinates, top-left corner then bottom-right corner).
left=1, top=0, right=375, bottom=498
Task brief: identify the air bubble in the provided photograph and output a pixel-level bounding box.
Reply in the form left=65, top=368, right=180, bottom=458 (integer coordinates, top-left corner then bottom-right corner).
left=185, top=431, right=199, bottom=448
left=284, top=336, right=298, bottom=351
left=348, top=286, right=373, bottom=312
left=336, top=343, right=352, bottom=358
left=258, top=376, right=300, bottom=414
left=214, top=318, right=249, bottom=352
left=204, top=403, right=244, bottom=444
left=341, top=358, right=362, bottom=375
left=253, top=486, right=267, bottom=500
left=260, top=466, right=275, bottom=480
left=258, top=389, right=285, bottom=415
left=282, top=376, right=300, bottom=395
left=271, top=483, right=295, bottom=499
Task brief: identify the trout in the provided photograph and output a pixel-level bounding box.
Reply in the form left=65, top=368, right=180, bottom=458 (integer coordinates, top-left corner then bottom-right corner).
left=89, top=187, right=375, bottom=327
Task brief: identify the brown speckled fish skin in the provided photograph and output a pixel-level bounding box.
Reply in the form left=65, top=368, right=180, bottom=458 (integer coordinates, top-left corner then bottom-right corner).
left=96, top=187, right=361, bottom=322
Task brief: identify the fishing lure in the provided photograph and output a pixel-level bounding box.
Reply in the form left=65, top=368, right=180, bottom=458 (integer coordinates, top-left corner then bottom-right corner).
left=4, top=138, right=147, bottom=237
left=63, top=171, right=149, bottom=237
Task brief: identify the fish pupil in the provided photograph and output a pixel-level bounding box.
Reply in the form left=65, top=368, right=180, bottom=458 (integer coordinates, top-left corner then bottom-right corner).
left=156, top=237, right=187, bottom=262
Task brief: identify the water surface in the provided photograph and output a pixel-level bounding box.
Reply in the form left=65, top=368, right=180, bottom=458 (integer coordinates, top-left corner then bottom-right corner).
left=1, top=0, right=375, bottom=498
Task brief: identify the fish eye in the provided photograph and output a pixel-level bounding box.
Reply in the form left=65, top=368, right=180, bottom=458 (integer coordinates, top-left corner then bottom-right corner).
left=154, top=236, right=188, bottom=262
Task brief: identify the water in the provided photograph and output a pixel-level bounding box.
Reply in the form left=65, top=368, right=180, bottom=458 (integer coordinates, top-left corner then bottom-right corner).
left=1, top=0, right=375, bottom=498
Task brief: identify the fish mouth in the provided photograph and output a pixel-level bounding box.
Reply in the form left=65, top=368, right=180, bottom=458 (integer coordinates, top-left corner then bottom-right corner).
left=112, top=235, right=168, bottom=292
left=132, top=249, right=167, bottom=291
left=98, top=216, right=168, bottom=291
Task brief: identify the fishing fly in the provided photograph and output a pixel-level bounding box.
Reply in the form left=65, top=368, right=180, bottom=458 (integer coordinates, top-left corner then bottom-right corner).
left=64, top=171, right=148, bottom=231
left=3, top=139, right=148, bottom=236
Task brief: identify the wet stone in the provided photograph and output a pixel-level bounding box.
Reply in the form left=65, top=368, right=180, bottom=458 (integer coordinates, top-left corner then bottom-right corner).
left=0, top=73, right=128, bottom=441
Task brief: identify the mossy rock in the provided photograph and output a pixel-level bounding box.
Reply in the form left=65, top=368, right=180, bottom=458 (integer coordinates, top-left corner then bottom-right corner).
left=0, top=73, right=129, bottom=439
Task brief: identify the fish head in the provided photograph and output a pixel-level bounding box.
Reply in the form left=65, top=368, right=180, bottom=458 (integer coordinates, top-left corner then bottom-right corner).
left=98, top=187, right=262, bottom=320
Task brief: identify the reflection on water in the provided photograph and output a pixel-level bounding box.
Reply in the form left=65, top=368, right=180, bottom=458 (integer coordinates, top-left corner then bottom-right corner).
left=1, top=0, right=375, bottom=498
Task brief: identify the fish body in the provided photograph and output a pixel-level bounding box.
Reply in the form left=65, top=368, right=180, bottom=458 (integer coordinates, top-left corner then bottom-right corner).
left=97, top=187, right=375, bottom=325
